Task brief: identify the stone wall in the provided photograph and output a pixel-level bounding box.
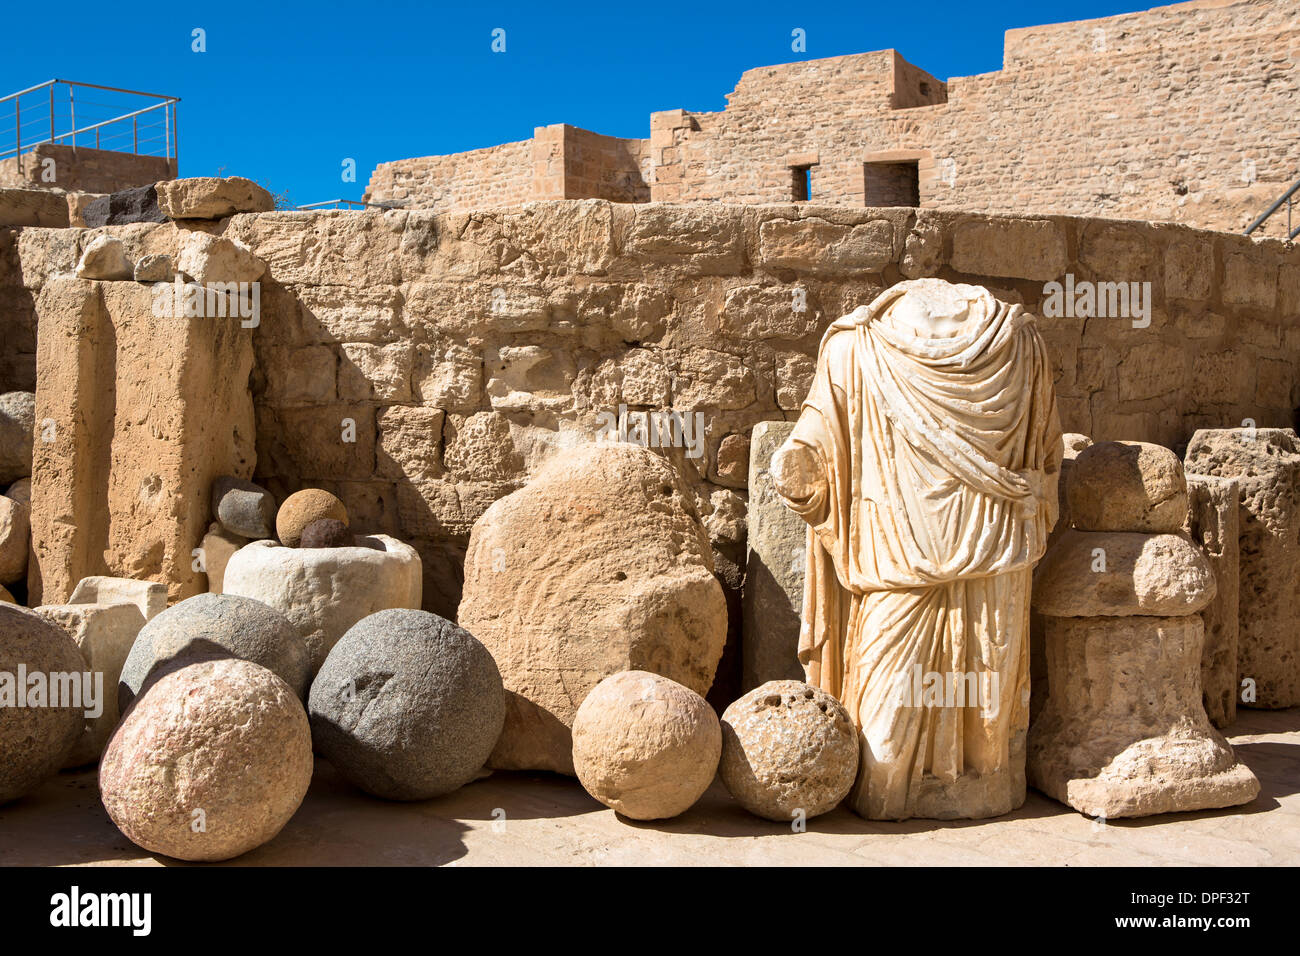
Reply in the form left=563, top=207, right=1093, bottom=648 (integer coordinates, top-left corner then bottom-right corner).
left=656, top=0, right=1299, bottom=235
left=362, top=139, right=535, bottom=210
left=0, top=145, right=175, bottom=195
left=363, top=0, right=1300, bottom=236
left=8, top=202, right=1298, bottom=619
left=366, top=125, right=650, bottom=210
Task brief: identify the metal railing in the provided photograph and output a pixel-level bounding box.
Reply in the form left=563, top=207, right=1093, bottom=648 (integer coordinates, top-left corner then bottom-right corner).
left=296, top=198, right=403, bottom=210
left=1244, top=175, right=1300, bottom=240
left=0, top=79, right=179, bottom=169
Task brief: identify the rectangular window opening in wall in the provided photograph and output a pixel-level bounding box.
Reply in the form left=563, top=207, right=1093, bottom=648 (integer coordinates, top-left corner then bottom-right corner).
left=791, top=165, right=813, bottom=202
left=864, top=161, right=919, bottom=207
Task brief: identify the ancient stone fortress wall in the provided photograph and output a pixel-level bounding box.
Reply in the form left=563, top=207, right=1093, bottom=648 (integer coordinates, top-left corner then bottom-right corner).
left=659, top=0, right=1300, bottom=234
left=361, top=0, right=1300, bottom=237
left=6, top=201, right=1295, bottom=619
left=365, top=125, right=649, bottom=211
left=0, top=144, right=176, bottom=195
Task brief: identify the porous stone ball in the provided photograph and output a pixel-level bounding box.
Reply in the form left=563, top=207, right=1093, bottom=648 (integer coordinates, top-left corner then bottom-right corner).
left=308, top=608, right=505, bottom=800
left=571, top=670, right=721, bottom=820
left=211, top=476, right=276, bottom=539
left=99, top=657, right=313, bottom=861
left=119, top=593, right=310, bottom=709
left=720, top=680, right=859, bottom=822
left=277, top=489, right=348, bottom=547
left=1067, top=440, right=1188, bottom=533
left=0, top=605, right=86, bottom=804
left=0, top=391, right=35, bottom=486
left=299, top=518, right=352, bottom=549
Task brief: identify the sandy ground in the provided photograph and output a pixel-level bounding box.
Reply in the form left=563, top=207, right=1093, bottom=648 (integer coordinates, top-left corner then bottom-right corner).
left=2, top=708, right=1296, bottom=867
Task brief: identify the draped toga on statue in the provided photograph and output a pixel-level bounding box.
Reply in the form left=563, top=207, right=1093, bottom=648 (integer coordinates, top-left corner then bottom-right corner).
left=774, top=279, right=1062, bottom=820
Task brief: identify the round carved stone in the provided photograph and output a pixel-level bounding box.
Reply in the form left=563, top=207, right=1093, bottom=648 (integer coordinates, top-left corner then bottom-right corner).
left=119, top=592, right=310, bottom=709
left=0, top=605, right=85, bottom=804
left=308, top=608, right=505, bottom=800
left=720, top=680, right=859, bottom=821
left=223, top=536, right=422, bottom=675
left=211, top=476, right=276, bottom=539
left=300, top=518, right=352, bottom=549
left=100, top=657, right=313, bottom=861
left=571, top=670, right=721, bottom=820
left=276, top=489, right=348, bottom=547
left=1067, top=440, right=1188, bottom=533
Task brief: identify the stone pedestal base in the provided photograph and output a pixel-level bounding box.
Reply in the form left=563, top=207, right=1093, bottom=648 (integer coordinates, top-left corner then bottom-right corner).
left=1028, top=614, right=1259, bottom=818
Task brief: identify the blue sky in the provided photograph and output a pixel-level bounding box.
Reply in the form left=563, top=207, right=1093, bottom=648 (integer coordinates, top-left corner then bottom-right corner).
left=1, top=0, right=1155, bottom=206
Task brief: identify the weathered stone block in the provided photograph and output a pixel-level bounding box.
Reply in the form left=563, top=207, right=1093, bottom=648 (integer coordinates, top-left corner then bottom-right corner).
left=1185, top=474, right=1240, bottom=728
left=950, top=218, right=1067, bottom=281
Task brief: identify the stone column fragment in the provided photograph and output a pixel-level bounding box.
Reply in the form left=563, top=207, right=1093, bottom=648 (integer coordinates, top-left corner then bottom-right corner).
left=1185, top=428, right=1300, bottom=708
left=741, top=420, right=805, bottom=691
left=1185, top=474, right=1240, bottom=727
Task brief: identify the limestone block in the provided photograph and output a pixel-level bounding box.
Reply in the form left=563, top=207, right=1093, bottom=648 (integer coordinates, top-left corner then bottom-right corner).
left=1067, top=441, right=1189, bottom=533
left=757, top=217, right=894, bottom=275
left=0, top=187, right=69, bottom=227
left=222, top=534, right=423, bottom=675
left=155, top=176, right=275, bottom=220
left=1028, top=615, right=1259, bottom=818
left=0, top=391, right=34, bottom=486
left=1185, top=475, right=1240, bottom=728
left=200, top=522, right=247, bottom=593
left=950, top=217, right=1068, bottom=281
left=1032, top=530, right=1215, bottom=618
left=69, top=576, right=167, bottom=622
left=35, top=601, right=144, bottom=767
left=1185, top=428, right=1300, bottom=708
left=175, top=232, right=266, bottom=284
left=29, top=278, right=255, bottom=604
left=75, top=236, right=133, bottom=280
left=133, top=254, right=173, bottom=283
left=0, top=493, right=29, bottom=585
left=742, top=421, right=805, bottom=691
left=458, top=442, right=727, bottom=775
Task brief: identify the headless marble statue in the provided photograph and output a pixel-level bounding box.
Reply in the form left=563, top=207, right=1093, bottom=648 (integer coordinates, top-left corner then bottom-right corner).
left=772, top=279, right=1063, bottom=820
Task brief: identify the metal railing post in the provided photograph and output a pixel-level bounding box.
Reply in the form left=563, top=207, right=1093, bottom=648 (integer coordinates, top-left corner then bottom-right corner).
left=48, top=84, right=53, bottom=148
left=133, top=115, right=138, bottom=153
left=13, top=96, right=19, bottom=175
left=68, top=84, right=75, bottom=148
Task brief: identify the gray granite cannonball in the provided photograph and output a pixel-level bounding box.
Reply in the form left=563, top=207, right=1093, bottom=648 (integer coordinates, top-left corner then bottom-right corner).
left=119, top=593, right=310, bottom=711
left=308, top=608, right=505, bottom=800
left=299, top=518, right=352, bottom=549
left=720, top=680, right=859, bottom=822
left=211, top=476, right=276, bottom=539
left=0, top=605, right=86, bottom=804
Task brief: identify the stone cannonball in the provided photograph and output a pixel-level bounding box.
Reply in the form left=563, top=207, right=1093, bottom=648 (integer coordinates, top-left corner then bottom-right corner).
left=300, top=518, right=352, bottom=549
left=276, top=489, right=348, bottom=547
left=0, top=605, right=86, bottom=804
left=571, top=670, right=721, bottom=821
left=308, top=608, right=505, bottom=801
left=211, top=476, right=276, bottom=539
left=99, top=657, right=313, bottom=861
left=1067, top=440, right=1188, bottom=533
left=118, top=593, right=310, bottom=710
left=720, top=680, right=859, bottom=822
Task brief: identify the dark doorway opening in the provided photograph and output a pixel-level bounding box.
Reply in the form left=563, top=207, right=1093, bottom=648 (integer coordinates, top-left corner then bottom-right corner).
left=864, top=161, right=919, bottom=206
